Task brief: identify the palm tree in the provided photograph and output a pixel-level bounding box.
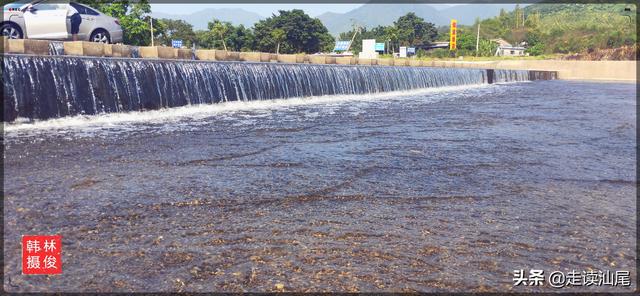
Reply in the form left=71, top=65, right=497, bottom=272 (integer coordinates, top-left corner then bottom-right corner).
left=271, top=28, right=286, bottom=54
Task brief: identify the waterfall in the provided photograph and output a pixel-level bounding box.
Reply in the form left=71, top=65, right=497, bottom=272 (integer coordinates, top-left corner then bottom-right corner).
left=494, top=69, right=530, bottom=83
left=48, top=41, right=65, bottom=55
left=2, top=55, right=539, bottom=122
left=130, top=46, right=140, bottom=59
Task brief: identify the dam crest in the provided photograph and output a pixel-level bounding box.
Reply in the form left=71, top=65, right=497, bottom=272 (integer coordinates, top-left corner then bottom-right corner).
left=2, top=55, right=551, bottom=122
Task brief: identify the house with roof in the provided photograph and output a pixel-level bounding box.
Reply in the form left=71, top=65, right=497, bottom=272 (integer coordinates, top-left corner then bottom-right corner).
left=491, top=38, right=526, bottom=57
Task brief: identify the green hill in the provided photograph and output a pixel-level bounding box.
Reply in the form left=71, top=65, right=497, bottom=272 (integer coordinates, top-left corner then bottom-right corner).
left=475, top=3, right=637, bottom=55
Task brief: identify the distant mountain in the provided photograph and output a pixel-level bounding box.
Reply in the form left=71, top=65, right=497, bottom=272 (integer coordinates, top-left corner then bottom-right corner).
left=439, top=4, right=519, bottom=26
left=317, top=4, right=447, bottom=36
left=152, top=8, right=263, bottom=30
left=318, top=4, right=519, bottom=35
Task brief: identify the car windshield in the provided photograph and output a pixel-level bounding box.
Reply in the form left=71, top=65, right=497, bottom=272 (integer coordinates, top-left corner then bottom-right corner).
left=4, top=0, right=33, bottom=9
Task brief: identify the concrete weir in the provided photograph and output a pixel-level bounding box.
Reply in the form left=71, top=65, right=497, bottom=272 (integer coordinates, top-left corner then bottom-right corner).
left=2, top=37, right=636, bottom=82
left=1, top=54, right=551, bottom=122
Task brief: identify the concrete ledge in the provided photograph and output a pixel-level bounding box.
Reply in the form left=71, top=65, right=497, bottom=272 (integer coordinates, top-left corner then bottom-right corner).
left=409, top=59, right=423, bottom=67
left=176, top=49, right=192, bottom=59
left=395, top=59, right=409, bottom=66
left=111, top=44, right=132, bottom=58
left=1, top=37, right=7, bottom=53
left=336, top=57, right=357, bottom=65
left=227, top=51, right=240, bottom=61
left=357, top=58, right=376, bottom=65
left=423, top=60, right=635, bottom=82
left=24, top=39, right=50, bottom=55
left=104, top=44, right=113, bottom=57
left=239, top=52, right=271, bottom=62
left=5, top=39, right=25, bottom=54
left=195, top=49, right=215, bottom=61
left=139, top=46, right=158, bottom=58
left=240, top=52, right=261, bottom=62
left=63, top=41, right=105, bottom=57
left=308, top=55, right=326, bottom=64
left=296, top=54, right=306, bottom=63
left=325, top=56, right=336, bottom=64
left=432, top=61, right=448, bottom=68
left=277, top=54, right=297, bottom=63
left=377, top=58, right=393, bottom=66
left=157, top=47, right=177, bottom=59
left=492, top=60, right=635, bottom=81
left=214, top=50, right=227, bottom=60
left=260, top=53, right=271, bottom=62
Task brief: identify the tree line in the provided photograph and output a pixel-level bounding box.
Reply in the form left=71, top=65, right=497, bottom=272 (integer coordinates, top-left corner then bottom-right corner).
left=462, top=4, right=636, bottom=56
left=77, top=1, right=334, bottom=54
left=79, top=1, right=445, bottom=55
left=29, top=1, right=637, bottom=57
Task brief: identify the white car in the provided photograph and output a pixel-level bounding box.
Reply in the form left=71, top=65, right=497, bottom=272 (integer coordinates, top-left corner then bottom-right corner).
left=2, top=0, right=123, bottom=43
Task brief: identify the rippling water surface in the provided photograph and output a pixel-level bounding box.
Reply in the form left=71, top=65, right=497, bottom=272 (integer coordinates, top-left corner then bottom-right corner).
left=3, top=81, right=636, bottom=292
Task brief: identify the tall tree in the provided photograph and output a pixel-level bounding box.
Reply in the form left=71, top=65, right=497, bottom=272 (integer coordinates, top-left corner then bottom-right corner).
left=383, top=26, right=399, bottom=53
left=209, top=20, right=230, bottom=51
left=253, top=10, right=334, bottom=54
left=157, top=19, right=195, bottom=47
left=198, top=20, right=253, bottom=51
left=393, top=12, right=438, bottom=47
left=270, top=28, right=286, bottom=54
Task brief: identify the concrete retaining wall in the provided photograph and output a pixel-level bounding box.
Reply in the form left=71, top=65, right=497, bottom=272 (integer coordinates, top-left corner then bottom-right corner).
left=158, top=47, right=177, bottom=59
left=111, top=44, right=132, bottom=58
left=215, top=50, right=228, bottom=61
left=64, top=41, right=105, bottom=57
left=24, top=39, right=50, bottom=55
left=357, top=59, right=377, bottom=66
left=426, top=60, right=636, bottom=82
left=409, top=60, right=422, bottom=67
left=277, top=54, right=297, bottom=63
left=139, top=46, right=158, bottom=59
left=308, top=55, right=326, bottom=64
left=377, top=59, right=393, bottom=66
left=227, top=51, right=240, bottom=61
left=5, top=39, right=25, bottom=54
left=2, top=37, right=632, bottom=82
left=176, top=49, right=192, bottom=60
left=240, top=52, right=260, bottom=62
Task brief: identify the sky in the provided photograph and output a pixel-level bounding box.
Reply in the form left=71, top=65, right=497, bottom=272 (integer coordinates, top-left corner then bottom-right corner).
left=150, top=3, right=459, bottom=17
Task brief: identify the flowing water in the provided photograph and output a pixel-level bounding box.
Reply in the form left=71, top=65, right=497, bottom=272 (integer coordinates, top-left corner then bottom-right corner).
left=1, top=58, right=635, bottom=292
left=2, top=55, right=538, bottom=122
left=48, top=41, right=65, bottom=56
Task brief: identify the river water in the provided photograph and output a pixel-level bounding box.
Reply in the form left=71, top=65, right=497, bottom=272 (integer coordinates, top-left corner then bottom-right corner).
left=3, top=80, right=636, bottom=292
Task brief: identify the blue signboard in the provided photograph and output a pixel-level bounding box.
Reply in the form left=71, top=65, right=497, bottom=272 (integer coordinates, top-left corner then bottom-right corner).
left=407, top=47, right=416, bottom=54
left=374, top=42, right=385, bottom=51
left=171, top=39, right=183, bottom=48
left=333, top=40, right=351, bottom=51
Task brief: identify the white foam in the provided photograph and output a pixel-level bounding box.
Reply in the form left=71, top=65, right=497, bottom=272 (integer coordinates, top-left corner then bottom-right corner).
left=4, top=84, right=490, bottom=135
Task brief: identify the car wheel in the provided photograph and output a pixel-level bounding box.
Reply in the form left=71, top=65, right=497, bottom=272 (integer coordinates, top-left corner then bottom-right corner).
left=1, top=23, right=23, bottom=39
left=90, top=30, right=110, bottom=44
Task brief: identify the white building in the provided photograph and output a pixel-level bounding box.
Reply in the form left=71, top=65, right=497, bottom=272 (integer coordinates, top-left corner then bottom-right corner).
left=358, top=39, right=379, bottom=59
left=492, top=38, right=526, bottom=57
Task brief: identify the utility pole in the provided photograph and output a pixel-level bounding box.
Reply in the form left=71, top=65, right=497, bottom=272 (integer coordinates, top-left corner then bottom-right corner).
left=345, top=20, right=360, bottom=53
left=475, top=22, right=480, bottom=57
left=150, top=17, right=154, bottom=46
